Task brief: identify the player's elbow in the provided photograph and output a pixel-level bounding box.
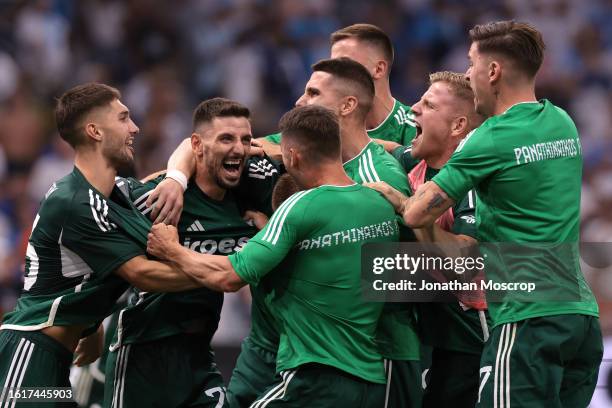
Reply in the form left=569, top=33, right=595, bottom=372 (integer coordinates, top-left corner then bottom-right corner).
left=216, top=271, right=245, bottom=293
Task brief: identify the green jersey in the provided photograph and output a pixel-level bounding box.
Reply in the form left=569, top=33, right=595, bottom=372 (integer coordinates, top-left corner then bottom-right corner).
left=263, top=99, right=417, bottom=146
left=344, top=141, right=420, bottom=361
left=432, top=100, right=599, bottom=327
left=230, top=185, right=400, bottom=384
left=391, top=145, right=421, bottom=173
left=1, top=168, right=148, bottom=334
left=112, top=156, right=277, bottom=346
left=366, top=99, right=417, bottom=145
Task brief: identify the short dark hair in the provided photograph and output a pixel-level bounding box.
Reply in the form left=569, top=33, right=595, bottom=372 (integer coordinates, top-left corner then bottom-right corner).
left=330, top=23, right=394, bottom=67
left=312, top=57, right=375, bottom=118
left=469, top=20, right=545, bottom=78
left=272, top=173, right=300, bottom=211
left=192, top=97, right=250, bottom=130
left=279, top=105, right=340, bottom=163
left=55, top=83, right=121, bottom=147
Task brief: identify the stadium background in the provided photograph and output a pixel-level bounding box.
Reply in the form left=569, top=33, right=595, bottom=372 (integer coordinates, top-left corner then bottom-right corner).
left=0, top=0, right=610, bottom=405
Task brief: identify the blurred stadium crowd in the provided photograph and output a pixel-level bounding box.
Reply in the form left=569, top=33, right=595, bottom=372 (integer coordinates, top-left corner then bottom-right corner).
left=0, top=0, right=611, bottom=337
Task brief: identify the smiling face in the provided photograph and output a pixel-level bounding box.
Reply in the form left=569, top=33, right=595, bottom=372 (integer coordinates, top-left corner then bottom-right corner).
left=98, top=99, right=139, bottom=171
left=410, top=82, right=460, bottom=161
left=466, top=42, right=495, bottom=118
left=194, top=116, right=252, bottom=189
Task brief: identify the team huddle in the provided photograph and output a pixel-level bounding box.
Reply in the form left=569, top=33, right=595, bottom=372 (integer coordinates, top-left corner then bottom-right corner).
left=0, top=20, right=603, bottom=408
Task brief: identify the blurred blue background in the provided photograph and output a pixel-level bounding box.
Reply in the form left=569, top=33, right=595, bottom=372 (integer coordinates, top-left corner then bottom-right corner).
left=0, top=0, right=610, bottom=404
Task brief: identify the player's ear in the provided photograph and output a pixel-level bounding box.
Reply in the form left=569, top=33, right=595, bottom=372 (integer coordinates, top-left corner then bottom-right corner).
left=191, top=133, right=203, bottom=156
left=489, top=60, right=502, bottom=85
left=451, top=116, right=468, bottom=138
left=340, top=96, right=358, bottom=117
left=373, top=59, right=387, bottom=80
left=84, top=121, right=102, bottom=142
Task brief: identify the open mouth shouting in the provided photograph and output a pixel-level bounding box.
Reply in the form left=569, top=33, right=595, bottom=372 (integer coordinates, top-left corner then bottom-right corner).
left=222, top=158, right=243, bottom=178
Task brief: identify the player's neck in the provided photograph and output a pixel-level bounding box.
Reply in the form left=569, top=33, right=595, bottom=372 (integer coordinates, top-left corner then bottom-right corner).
left=74, top=151, right=117, bottom=197
left=492, top=84, right=537, bottom=116
left=425, top=148, right=455, bottom=170
left=366, top=83, right=395, bottom=129
left=194, top=172, right=226, bottom=201
left=340, top=121, right=371, bottom=162
left=300, top=164, right=354, bottom=189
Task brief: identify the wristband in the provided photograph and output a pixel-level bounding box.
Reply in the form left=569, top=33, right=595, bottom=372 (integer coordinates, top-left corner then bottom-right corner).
left=165, top=169, right=188, bottom=191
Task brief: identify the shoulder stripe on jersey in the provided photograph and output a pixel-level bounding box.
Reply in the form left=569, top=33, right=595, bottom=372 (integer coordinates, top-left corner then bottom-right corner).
left=262, top=190, right=310, bottom=244
left=359, top=154, right=372, bottom=183
left=366, top=149, right=381, bottom=181
left=102, top=199, right=117, bottom=229
left=261, top=191, right=306, bottom=242
left=89, top=190, right=108, bottom=232
left=468, top=190, right=474, bottom=208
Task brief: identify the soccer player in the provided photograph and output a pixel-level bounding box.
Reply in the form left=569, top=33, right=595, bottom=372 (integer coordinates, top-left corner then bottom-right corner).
left=261, top=23, right=417, bottom=157
left=156, top=57, right=421, bottom=408
left=368, top=21, right=602, bottom=407
left=0, top=83, right=199, bottom=406
left=102, top=98, right=277, bottom=408
left=392, top=71, right=489, bottom=407
left=147, top=105, right=400, bottom=407
left=296, top=57, right=421, bottom=408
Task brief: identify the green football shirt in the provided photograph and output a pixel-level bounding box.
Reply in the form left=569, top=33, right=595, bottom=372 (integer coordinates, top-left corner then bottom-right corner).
left=1, top=168, right=148, bottom=334
left=263, top=99, right=417, bottom=146
left=344, top=141, right=420, bottom=361
left=432, top=100, right=599, bottom=327
left=366, top=99, right=417, bottom=146
left=230, top=185, right=400, bottom=384
left=112, top=156, right=277, bottom=346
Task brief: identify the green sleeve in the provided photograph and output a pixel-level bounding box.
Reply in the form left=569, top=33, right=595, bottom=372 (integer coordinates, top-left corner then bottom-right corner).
left=263, top=132, right=281, bottom=145
left=391, top=145, right=420, bottom=173
left=229, top=190, right=311, bottom=285
left=452, top=189, right=477, bottom=238
left=432, top=125, right=502, bottom=201
left=61, top=193, right=144, bottom=278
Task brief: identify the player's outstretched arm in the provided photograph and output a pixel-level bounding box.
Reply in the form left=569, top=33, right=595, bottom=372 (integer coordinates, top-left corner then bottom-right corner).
left=146, top=224, right=246, bottom=293
left=114, top=255, right=200, bottom=292
left=366, top=181, right=455, bottom=228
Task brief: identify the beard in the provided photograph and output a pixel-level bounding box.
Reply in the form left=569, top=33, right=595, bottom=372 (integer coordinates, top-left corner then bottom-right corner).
left=103, top=143, right=134, bottom=175
left=206, top=159, right=242, bottom=190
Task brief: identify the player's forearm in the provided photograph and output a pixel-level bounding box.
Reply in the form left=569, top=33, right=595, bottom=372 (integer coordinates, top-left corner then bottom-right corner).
left=402, top=182, right=454, bottom=228
left=166, top=244, right=245, bottom=293
left=168, top=138, right=196, bottom=179
left=116, top=256, right=200, bottom=292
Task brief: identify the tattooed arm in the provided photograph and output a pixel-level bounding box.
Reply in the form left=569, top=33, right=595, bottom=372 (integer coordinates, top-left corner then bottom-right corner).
left=366, top=181, right=455, bottom=228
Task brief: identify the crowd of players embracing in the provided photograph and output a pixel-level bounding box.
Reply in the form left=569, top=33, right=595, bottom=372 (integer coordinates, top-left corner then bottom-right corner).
left=0, top=19, right=603, bottom=408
